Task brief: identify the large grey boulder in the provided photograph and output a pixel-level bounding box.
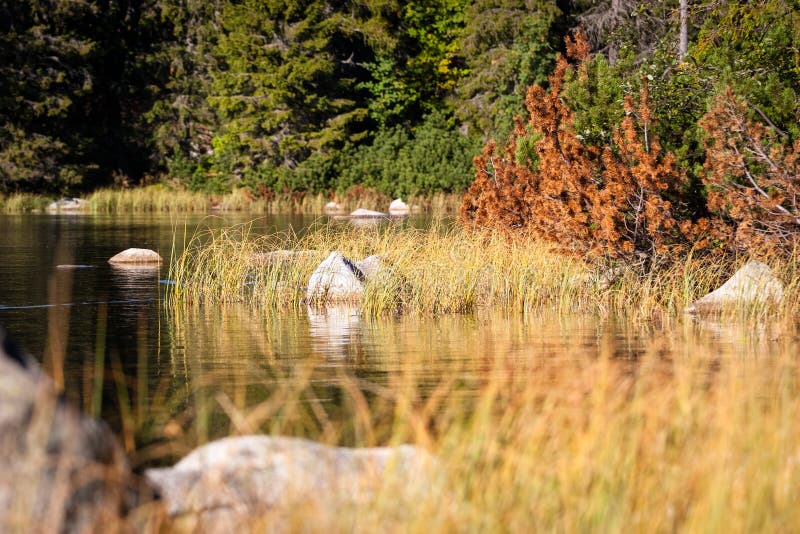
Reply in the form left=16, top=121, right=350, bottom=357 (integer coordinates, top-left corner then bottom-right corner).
left=144, top=435, right=437, bottom=532
left=108, top=248, right=162, bottom=265
left=306, top=252, right=365, bottom=302
left=686, top=261, right=783, bottom=314
left=0, top=329, right=135, bottom=532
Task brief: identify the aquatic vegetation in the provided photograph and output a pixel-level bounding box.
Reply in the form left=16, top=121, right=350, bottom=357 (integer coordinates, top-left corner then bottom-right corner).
left=86, top=187, right=211, bottom=213
left=168, top=221, right=800, bottom=320
left=0, top=193, right=51, bottom=213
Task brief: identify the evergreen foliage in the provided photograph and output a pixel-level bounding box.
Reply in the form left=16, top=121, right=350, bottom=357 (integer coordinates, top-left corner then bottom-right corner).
left=0, top=0, right=797, bottom=209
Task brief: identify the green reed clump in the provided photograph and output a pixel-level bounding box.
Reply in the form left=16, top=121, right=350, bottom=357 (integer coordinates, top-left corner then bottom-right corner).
left=86, top=186, right=211, bottom=212
left=168, top=220, right=595, bottom=314
left=169, top=221, right=800, bottom=320
left=0, top=193, right=52, bottom=213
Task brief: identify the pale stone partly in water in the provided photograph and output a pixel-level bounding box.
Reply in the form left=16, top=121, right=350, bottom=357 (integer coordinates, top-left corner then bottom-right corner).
left=324, top=201, right=344, bottom=214
left=46, top=197, right=86, bottom=212
left=686, top=260, right=783, bottom=313
left=349, top=208, right=387, bottom=218
left=306, top=252, right=364, bottom=302
left=107, top=248, right=163, bottom=264
left=388, top=198, right=410, bottom=216
left=144, top=435, right=437, bottom=532
left=0, top=329, right=135, bottom=533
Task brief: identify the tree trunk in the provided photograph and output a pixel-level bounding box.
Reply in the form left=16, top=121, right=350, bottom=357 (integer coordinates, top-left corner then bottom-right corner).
left=679, top=0, right=688, bottom=59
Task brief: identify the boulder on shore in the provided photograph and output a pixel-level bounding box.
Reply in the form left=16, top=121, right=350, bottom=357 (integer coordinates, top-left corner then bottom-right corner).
left=108, top=248, right=162, bottom=265
left=388, top=198, right=410, bottom=216
left=306, top=252, right=364, bottom=302
left=0, top=329, right=136, bottom=532
left=686, top=261, right=783, bottom=314
left=144, top=435, right=436, bottom=532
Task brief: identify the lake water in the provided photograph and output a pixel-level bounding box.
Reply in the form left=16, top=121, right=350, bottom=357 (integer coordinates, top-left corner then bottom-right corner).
left=0, top=213, right=796, bottom=463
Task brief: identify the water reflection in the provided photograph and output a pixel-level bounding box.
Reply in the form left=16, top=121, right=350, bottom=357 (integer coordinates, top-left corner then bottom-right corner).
left=109, top=264, right=161, bottom=301
left=152, top=303, right=800, bottom=443
left=307, top=305, right=361, bottom=358
left=2, top=213, right=800, bottom=458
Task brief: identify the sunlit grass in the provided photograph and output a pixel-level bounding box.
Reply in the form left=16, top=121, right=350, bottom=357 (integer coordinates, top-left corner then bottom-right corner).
left=86, top=186, right=211, bottom=213
left=0, top=193, right=52, bottom=213
left=1, top=187, right=463, bottom=215
left=133, top=305, right=800, bottom=531
left=168, top=221, right=799, bottom=320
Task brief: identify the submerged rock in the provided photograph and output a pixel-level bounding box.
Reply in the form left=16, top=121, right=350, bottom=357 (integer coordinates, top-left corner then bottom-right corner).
left=388, top=198, right=410, bottom=216
left=46, top=198, right=86, bottom=212
left=144, top=435, right=436, bottom=532
left=306, top=252, right=365, bottom=302
left=0, top=329, right=135, bottom=532
left=108, top=248, right=162, bottom=264
left=349, top=208, right=387, bottom=218
left=55, top=264, right=95, bottom=270
left=686, top=261, right=783, bottom=314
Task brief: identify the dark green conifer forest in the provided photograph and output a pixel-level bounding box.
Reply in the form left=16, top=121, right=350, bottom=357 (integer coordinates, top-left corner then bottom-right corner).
left=1, top=0, right=798, bottom=200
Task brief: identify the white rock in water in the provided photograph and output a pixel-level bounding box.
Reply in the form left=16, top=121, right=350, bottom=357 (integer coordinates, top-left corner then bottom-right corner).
left=349, top=208, right=387, bottom=218
left=686, top=261, right=783, bottom=313
left=144, top=435, right=436, bottom=531
left=306, top=252, right=364, bottom=302
left=46, top=197, right=86, bottom=212
left=388, top=198, right=410, bottom=215
left=324, top=201, right=344, bottom=214
left=108, top=248, right=163, bottom=264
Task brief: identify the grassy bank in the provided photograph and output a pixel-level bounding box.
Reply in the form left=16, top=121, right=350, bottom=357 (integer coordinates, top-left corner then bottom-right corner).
left=168, top=221, right=800, bottom=320
left=0, top=186, right=463, bottom=215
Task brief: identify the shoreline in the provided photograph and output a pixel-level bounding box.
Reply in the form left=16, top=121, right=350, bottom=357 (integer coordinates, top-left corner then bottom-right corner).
left=0, top=186, right=463, bottom=215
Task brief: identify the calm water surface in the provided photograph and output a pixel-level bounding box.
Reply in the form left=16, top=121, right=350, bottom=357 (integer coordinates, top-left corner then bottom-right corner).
left=0, top=213, right=795, bottom=458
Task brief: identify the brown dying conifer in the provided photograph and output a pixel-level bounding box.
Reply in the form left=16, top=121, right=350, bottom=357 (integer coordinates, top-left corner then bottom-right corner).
left=461, top=31, right=690, bottom=261
left=700, top=88, right=800, bottom=251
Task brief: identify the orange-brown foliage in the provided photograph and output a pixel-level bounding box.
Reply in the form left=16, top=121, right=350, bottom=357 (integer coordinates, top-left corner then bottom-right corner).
left=700, top=88, right=800, bottom=251
left=461, top=31, right=690, bottom=260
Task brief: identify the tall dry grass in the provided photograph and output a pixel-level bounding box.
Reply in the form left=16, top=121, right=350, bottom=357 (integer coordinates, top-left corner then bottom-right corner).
left=86, top=187, right=211, bottom=213
left=168, top=221, right=799, bottom=320
left=144, top=304, right=800, bottom=531
left=2, top=187, right=462, bottom=215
